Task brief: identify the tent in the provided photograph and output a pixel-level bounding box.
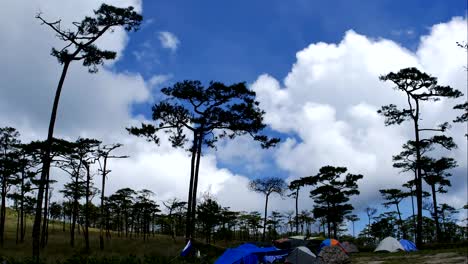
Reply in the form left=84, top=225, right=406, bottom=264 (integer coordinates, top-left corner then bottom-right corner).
left=285, top=246, right=319, bottom=264
left=374, top=237, right=404, bottom=252
left=318, top=246, right=350, bottom=264
left=341, top=241, right=359, bottom=253
left=273, top=238, right=309, bottom=250
left=399, top=239, right=417, bottom=252
left=319, top=239, right=347, bottom=253
left=214, top=243, right=289, bottom=264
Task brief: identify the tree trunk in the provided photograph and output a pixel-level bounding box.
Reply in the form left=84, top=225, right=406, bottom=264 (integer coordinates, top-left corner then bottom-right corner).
left=413, top=109, right=423, bottom=248
left=185, top=132, right=198, bottom=240
left=33, top=60, right=70, bottom=259
left=41, top=172, right=50, bottom=248
left=0, top=183, right=6, bottom=247
left=84, top=164, right=90, bottom=253
left=100, top=156, right=108, bottom=250
left=396, top=202, right=406, bottom=238
left=190, top=131, right=203, bottom=238
left=20, top=170, right=25, bottom=243
left=16, top=202, right=20, bottom=244
left=409, top=182, right=416, bottom=240
left=295, top=187, right=299, bottom=235
left=326, top=202, right=331, bottom=238
left=430, top=184, right=441, bottom=241
left=262, top=194, right=269, bottom=241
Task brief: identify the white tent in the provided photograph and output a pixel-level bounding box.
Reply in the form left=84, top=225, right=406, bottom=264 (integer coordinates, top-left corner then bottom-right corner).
left=374, top=237, right=404, bottom=252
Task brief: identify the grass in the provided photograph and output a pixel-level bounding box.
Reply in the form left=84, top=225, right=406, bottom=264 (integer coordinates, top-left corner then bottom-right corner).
left=0, top=209, right=205, bottom=263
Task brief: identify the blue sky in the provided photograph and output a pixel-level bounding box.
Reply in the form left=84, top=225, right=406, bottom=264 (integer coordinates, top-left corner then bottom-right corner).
left=118, top=0, right=465, bottom=84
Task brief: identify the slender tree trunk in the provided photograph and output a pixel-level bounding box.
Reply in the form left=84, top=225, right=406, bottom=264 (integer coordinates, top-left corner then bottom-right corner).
left=326, top=202, right=331, bottom=238
left=100, top=156, right=108, bottom=250
left=33, top=60, right=71, bottom=259
left=71, top=179, right=79, bottom=247
left=430, top=184, right=441, bottom=241
left=185, top=132, right=198, bottom=240
left=190, top=132, right=203, bottom=238
left=410, top=183, right=416, bottom=240
left=396, top=203, right=406, bottom=239
left=262, top=194, right=269, bottom=241
left=40, top=172, right=50, bottom=248
left=62, top=213, right=66, bottom=232
left=84, top=164, right=90, bottom=253
left=0, top=183, right=6, bottom=247
left=413, top=110, right=423, bottom=248
left=20, top=171, right=25, bottom=243
left=352, top=221, right=355, bottom=237
left=16, top=203, right=20, bottom=244
left=295, top=187, right=299, bottom=235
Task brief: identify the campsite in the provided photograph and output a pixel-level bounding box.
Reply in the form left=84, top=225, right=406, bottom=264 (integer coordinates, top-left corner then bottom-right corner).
left=0, top=0, right=467, bottom=263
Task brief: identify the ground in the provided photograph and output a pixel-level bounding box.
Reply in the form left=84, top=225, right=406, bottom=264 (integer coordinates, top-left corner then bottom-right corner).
left=351, top=248, right=468, bottom=264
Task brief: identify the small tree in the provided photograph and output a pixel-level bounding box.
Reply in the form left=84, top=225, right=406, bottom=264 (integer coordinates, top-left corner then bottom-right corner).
left=249, top=177, right=286, bottom=241
left=96, top=143, right=127, bottom=250
left=365, top=207, right=377, bottom=239
left=33, top=4, right=142, bottom=257
left=379, top=189, right=409, bottom=238
left=0, top=127, right=21, bottom=247
left=422, top=157, right=457, bottom=241
left=288, top=178, right=305, bottom=235
left=197, top=198, right=221, bottom=243
left=345, top=214, right=359, bottom=237
left=309, top=166, right=363, bottom=239
left=377, top=67, right=462, bottom=247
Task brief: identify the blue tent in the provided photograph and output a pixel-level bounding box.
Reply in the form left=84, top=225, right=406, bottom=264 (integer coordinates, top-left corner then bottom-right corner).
left=399, top=239, right=417, bottom=252
left=215, top=243, right=289, bottom=264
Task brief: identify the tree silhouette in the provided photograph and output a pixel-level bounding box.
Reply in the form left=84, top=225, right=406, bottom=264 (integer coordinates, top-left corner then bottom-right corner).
left=197, top=198, right=221, bottom=243
left=364, top=207, right=377, bottom=239
left=422, top=157, right=457, bottom=241
left=0, top=127, right=21, bottom=247
left=309, top=166, right=362, bottom=238
left=377, top=67, right=462, bottom=247
left=128, top=80, right=279, bottom=239
left=33, top=4, right=142, bottom=258
left=96, top=143, right=128, bottom=250
left=345, top=214, right=359, bottom=237
left=379, top=189, right=409, bottom=238
left=288, top=177, right=311, bottom=235
left=249, top=177, right=286, bottom=241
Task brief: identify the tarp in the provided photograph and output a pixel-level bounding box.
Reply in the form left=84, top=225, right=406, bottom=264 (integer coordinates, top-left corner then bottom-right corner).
left=214, top=243, right=289, bottom=264
left=319, top=239, right=347, bottom=253
left=285, top=246, right=319, bottom=264
left=374, top=237, right=404, bottom=252
left=341, top=241, right=359, bottom=253
left=399, top=239, right=417, bottom=252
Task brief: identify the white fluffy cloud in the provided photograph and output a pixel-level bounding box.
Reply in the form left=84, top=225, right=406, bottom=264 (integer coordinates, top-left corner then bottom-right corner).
left=158, top=31, right=180, bottom=52
left=251, top=17, right=467, bottom=216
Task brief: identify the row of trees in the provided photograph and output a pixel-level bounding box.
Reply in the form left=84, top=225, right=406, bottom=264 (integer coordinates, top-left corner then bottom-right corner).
left=0, top=127, right=126, bottom=252
left=249, top=166, right=363, bottom=241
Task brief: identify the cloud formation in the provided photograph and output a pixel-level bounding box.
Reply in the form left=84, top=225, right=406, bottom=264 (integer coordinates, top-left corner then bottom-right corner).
left=251, top=17, right=467, bottom=216
left=158, top=31, right=180, bottom=52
